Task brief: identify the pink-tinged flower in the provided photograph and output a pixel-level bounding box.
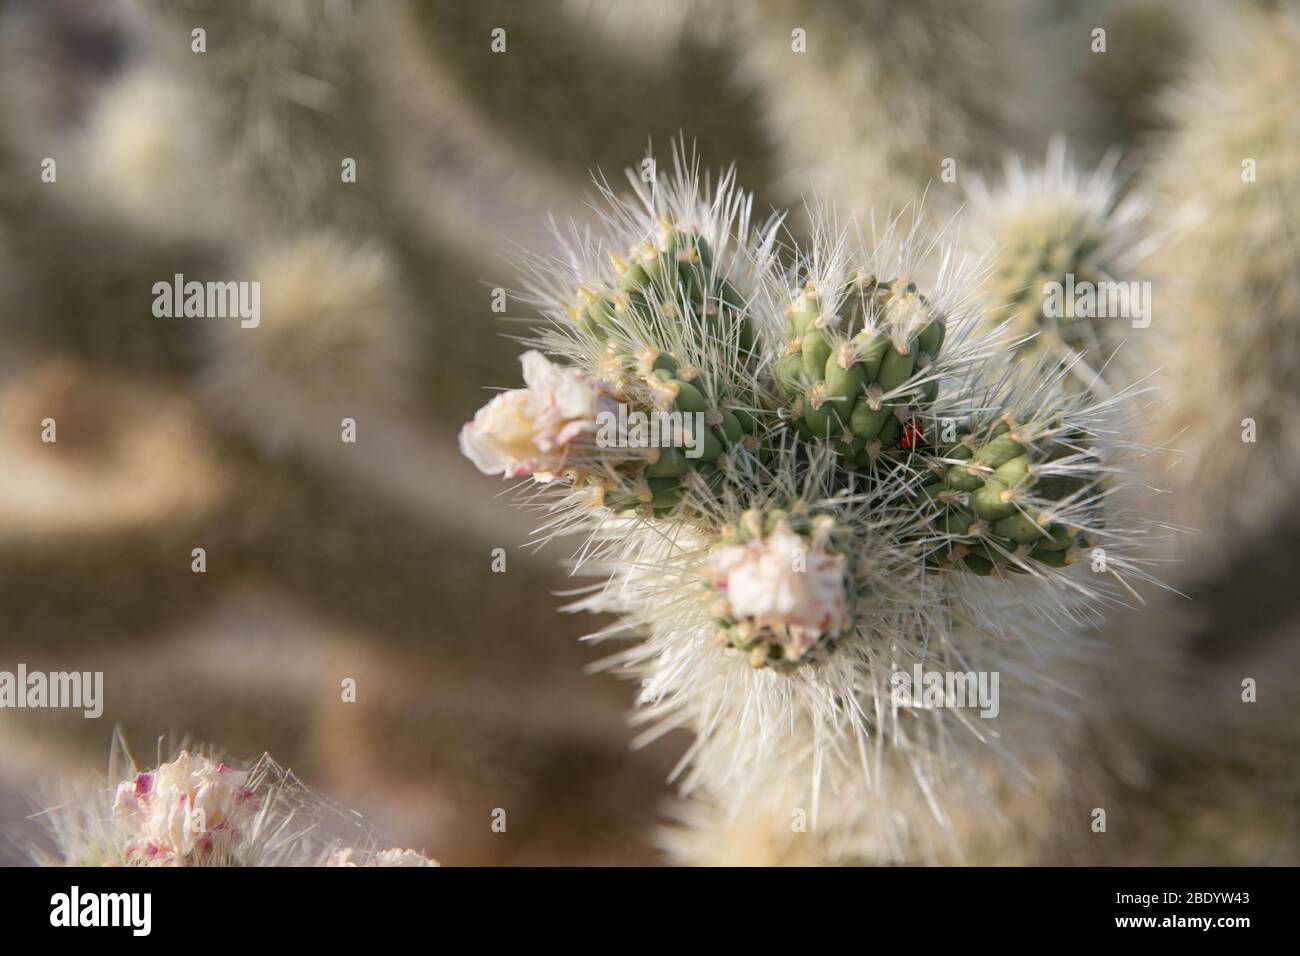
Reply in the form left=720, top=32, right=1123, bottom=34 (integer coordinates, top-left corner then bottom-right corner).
left=111, top=751, right=258, bottom=866
left=459, top=351, right=616, bottom=481
left=707, top=524, right=849, bottom=660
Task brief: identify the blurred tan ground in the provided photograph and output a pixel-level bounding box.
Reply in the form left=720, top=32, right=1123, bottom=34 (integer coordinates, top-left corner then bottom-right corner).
left=0, top=351, right=690, bottom=864
left=0, top=0, right=745, bottom=865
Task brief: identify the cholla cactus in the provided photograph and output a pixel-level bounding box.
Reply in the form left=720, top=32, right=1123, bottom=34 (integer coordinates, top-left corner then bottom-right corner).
left=136, top=0, right=374, bottom=231
left=919, top=373, right=1101, bottom=577
left=927, top=353, right=1172, bottom=619
left=964, top=140, right=1149, bottom=388
left=63, top=66, right=226, bottom=243
left=732, top=0, right=1025, bottom=221
left=1147, top=5, right=1300, bottom=539
left=760, top=207, right=994, bottom=466
left=30, top=733, right=437, bottom=868
left=201, top=231, right=419, bottom=456
left=494, top=143, right=782, bottom=522
left=459, top=144, right=1169, bottom=859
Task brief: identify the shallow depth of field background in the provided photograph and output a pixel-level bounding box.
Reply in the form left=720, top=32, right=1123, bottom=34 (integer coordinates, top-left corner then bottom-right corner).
left=1, top=0, right=1297, bottom=865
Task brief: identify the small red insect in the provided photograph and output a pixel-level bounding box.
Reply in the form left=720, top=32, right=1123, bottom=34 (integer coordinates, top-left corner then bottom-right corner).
left=900, top=418, right=925, bottom=451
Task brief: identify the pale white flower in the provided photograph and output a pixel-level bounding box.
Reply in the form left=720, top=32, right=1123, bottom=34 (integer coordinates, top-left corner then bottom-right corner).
left=459, top=350, right=615, bottom=481
left=708, top=523, right=847, bottom=658
left=111, top=750, right=259, bottom=866
left=326, top=847, right=440, bottom=867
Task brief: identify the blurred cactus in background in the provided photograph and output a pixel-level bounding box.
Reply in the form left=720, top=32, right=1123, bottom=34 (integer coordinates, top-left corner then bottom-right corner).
left=1073, top=0, right=1195, bottom=150
left=730, top=0, right=1029, bottom=226
left=1146, top=3, right=1300, bottom=544
left=965, top=140, right=1149, bottom=390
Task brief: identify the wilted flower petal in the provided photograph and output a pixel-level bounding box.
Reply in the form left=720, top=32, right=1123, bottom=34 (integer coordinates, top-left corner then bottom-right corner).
left=111, top=751, right=257, bottom=866
left=459, top=350, right=615, bottom=480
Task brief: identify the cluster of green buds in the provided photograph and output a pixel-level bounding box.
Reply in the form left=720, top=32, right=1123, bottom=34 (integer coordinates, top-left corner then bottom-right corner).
left=568, top=225, right=770, bottom=517
left=573, top=225, right=754, bottom=358
left=916, top=414, right=1094, bottom=576
left=773, top=273, right=946, bottom=468
left=703, top=507, right=850, bottom=668
left=597, top=369, right=766, bottom=517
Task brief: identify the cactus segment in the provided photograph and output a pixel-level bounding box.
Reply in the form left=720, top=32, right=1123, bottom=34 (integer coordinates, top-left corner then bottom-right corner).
left=570, top=228, right=771, bottom=517
left=777, top=273, right=947, bottom=461
left=921, top=417, right=1092, bottom=574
